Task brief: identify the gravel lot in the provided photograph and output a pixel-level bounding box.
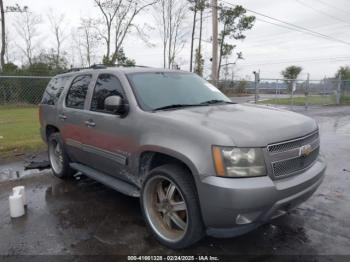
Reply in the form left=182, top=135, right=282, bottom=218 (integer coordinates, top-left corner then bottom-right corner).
left=0, top=106, right=349, bottom=260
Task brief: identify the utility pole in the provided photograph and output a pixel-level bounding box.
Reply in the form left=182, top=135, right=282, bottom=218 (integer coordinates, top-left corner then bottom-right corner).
left=211, top=0, right=218, bottom=83
left=0, top=0, right=6, bottom=71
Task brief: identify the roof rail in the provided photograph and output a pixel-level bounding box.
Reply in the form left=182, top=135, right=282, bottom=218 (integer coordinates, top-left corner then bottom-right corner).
left=62, top=64, right=108, bottom=74
left=115, top=64, right=151, bottom=68
left=62, top=64, right=151, bottom=74
left=90, top=64, right=108, bottom=69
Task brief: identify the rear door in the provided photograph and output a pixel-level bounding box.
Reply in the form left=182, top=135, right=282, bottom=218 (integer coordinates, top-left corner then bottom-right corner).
left=59, top=74, right=94, bottom=164
left=82, top=73, right=133, bottom=182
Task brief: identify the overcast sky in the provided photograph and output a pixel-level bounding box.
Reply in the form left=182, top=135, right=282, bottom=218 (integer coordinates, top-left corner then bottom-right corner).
left=6, top=0, right=350, bottom=80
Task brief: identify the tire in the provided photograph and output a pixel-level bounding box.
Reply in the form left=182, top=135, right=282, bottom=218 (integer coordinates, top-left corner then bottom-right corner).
left=141, top=164, right=205, bottom=249
left=48, top=132, right=74, bottom=179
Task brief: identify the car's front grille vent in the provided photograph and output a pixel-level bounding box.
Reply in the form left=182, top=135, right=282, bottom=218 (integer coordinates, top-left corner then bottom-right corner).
left=267, top=130, right=320, bottom=179
left=268, top=131, right=319, bottom=153
left=272, top=147, right=319, bottom=178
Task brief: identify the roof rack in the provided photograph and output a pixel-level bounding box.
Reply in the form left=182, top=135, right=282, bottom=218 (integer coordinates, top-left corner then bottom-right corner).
left=90, top=64, right=108, bottom=69
left=62, top=64, right=151, bottom=74
left=62, top=64, right=107, bottom=74
left=115, top=64, right=150, bottom=68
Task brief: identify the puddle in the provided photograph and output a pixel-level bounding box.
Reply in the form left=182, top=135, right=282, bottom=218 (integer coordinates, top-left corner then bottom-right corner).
left=0, top=152, right=50, bottom=182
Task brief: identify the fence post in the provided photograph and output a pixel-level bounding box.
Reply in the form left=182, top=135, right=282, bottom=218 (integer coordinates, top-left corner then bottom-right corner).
left=291, top=80, right=296, bottom=111
left=254, top=71, right=260, bottom=104
left=275, top=79, right=278, bottom=101
left=305, top=73, right=310, bottom=111
left=336, top=73, right=342, bottom=105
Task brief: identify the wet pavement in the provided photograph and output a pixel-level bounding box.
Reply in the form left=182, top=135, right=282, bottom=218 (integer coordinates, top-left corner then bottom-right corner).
left=0, top=106, right=349, bottom=258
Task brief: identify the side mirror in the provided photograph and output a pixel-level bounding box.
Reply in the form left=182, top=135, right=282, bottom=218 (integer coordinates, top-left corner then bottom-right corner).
left=104, top=95, right=123, bottom=114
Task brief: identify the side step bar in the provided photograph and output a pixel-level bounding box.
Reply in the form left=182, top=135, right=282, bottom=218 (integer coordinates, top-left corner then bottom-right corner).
left=70, top=163, right=140, bottom=198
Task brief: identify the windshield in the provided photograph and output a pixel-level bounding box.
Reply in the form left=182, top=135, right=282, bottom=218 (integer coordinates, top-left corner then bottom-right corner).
left=127, top=72, right=231, bottom=111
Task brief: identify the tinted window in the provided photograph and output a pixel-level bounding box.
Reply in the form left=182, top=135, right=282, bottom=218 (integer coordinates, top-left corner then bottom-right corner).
left=91, top=74, right=124, bottom=113
left=41, top=76, right=70, bottom=105
left=127, top=72, right=230, bottom=111
left=66, top=75, right=92, bottom=109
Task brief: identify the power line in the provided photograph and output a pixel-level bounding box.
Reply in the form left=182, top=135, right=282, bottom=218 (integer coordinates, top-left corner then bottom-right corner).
left=220, top=0, right=350, bottom=46
left=240, top=56, right=350, bottom=67
left=295, top=0, right=350, bottom=26
left=255, top=17, right=327, bottom=39
left=314, top=0, right=350, bottom=16
left=243, top=22, right=350, bottom=49
left=246, top=19, right=348, bottom=49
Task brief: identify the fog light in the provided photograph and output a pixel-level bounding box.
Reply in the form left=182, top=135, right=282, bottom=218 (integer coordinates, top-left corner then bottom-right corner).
left=236, top=214, right=253, bottom=225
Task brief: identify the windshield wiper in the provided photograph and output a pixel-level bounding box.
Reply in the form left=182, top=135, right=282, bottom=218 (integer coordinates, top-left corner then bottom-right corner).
left=200, top=99, right=235, bottom=105
left=153, top=100, right=235, bottom=112
left=153, top=104, right=204, bottom=111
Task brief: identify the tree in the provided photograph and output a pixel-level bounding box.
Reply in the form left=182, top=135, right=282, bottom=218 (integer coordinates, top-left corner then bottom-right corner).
left=47, top=9, right=67, bottom=69
left=94, top=0, right=157, bottom=65
left=154, top=0, right=188, bottom=69
left=281, top=65, right=303, bottom=80
left=0, top=1, right=27, bottom=70
left=33, top=50, right=68, bottom=72
left=113, top=48, right=135, bottom=66
left=281, top=65, right=303, bottom=92
left=188, top=0, right=198, bottom=72
left=15, top=11, right=42, bottom=66
left=335, top=66, right=350, bottom=79
left=75, top=18, right=99, bottom=67
left=194, top=48, right=204, bottom=76
left=217, top=5, right=255, bottom=79
left=196, top=0, right=206, bottom=68
left=189, top=0, right=207, bottom=73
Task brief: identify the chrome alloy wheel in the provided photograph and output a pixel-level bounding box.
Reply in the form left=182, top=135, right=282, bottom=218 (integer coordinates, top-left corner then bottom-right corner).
left=143, top=175, right=188, bottom=243
left=49, top=139, right=64, bottom=174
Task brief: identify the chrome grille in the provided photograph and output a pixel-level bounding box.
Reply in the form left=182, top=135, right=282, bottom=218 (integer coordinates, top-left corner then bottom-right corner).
left=268, top=131, right=319, bottom=153
left=268, top=130, right=320, bottom=179
left=272, top=147, right=319, bottom=178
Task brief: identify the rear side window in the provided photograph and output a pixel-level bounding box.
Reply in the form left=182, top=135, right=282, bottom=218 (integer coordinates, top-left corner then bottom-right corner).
left=91, top=74, right=125, bottom=113
left=66, top=75, right=92, bottom=109
left=41, top=76, right=70, bottom=105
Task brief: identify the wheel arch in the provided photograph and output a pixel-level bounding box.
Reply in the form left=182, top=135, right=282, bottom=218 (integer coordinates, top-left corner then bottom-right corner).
left=137, top=147, right=200, bottom=186
left=46, top=125, right=60, bottom=140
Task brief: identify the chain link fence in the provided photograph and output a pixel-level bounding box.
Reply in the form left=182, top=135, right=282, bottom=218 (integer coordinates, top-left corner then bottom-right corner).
left=0, top=76, right=51, bottom=106
left=0, top=74, right=349, bottom=109
left=215, top=77, right=350, bottom=110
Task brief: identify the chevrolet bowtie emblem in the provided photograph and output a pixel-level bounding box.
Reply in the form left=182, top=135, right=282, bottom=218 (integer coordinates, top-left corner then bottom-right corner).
left=299, top=144, right=312, bottom=157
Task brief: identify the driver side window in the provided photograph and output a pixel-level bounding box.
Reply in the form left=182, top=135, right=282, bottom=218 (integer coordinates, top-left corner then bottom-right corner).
left=91, top=74, right=125, bottom=113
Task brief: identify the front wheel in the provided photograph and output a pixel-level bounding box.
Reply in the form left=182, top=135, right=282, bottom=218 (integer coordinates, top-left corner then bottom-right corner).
left=141, top=164, right=204, bottom=249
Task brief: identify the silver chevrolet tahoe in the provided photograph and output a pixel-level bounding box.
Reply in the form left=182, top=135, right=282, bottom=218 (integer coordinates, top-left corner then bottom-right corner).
left=39, top=66, right=326, bottom=249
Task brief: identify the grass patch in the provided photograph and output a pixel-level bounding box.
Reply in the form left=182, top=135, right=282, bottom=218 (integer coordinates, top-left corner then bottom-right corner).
left=259, top=95, right=350, bottom=106
left=0, top=105, right=45, bottom=158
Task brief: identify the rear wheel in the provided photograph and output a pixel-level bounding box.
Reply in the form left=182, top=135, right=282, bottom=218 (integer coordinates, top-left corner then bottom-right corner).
left=141, top=164, right=204, bottom=249
left=48, top=133, right=74, bottom=179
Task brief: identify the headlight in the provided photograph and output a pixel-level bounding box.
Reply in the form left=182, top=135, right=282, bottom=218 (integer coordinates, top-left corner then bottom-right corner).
left=212, top=146, right=267, bottom=177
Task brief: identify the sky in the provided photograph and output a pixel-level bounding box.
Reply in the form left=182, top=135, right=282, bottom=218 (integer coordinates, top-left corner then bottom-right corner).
left=6, top=0, right=350, bottom=80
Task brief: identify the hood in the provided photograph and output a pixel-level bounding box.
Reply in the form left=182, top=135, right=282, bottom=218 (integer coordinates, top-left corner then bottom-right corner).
left=159, top=104, right=318, bottom=147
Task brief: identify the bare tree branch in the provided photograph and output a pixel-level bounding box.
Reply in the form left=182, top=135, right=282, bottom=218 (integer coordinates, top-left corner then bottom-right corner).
left=47, top=9, right=67, bottom=68
left=14, top=11, right=42, bottom=66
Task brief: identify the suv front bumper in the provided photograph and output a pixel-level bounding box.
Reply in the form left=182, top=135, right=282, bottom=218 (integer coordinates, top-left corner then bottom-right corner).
left=197, top=157, right=326, bottom=238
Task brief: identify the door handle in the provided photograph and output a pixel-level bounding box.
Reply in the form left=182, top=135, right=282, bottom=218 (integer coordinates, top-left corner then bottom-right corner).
left=85, top=120, right=96, bottom=128
left=58, top=114, right=67, bottom=120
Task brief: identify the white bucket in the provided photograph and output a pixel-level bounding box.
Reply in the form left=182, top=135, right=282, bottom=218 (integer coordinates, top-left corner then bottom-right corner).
left=9, top=186, right=26, bottom=218
left=13, top=186, right=27, bottom=206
